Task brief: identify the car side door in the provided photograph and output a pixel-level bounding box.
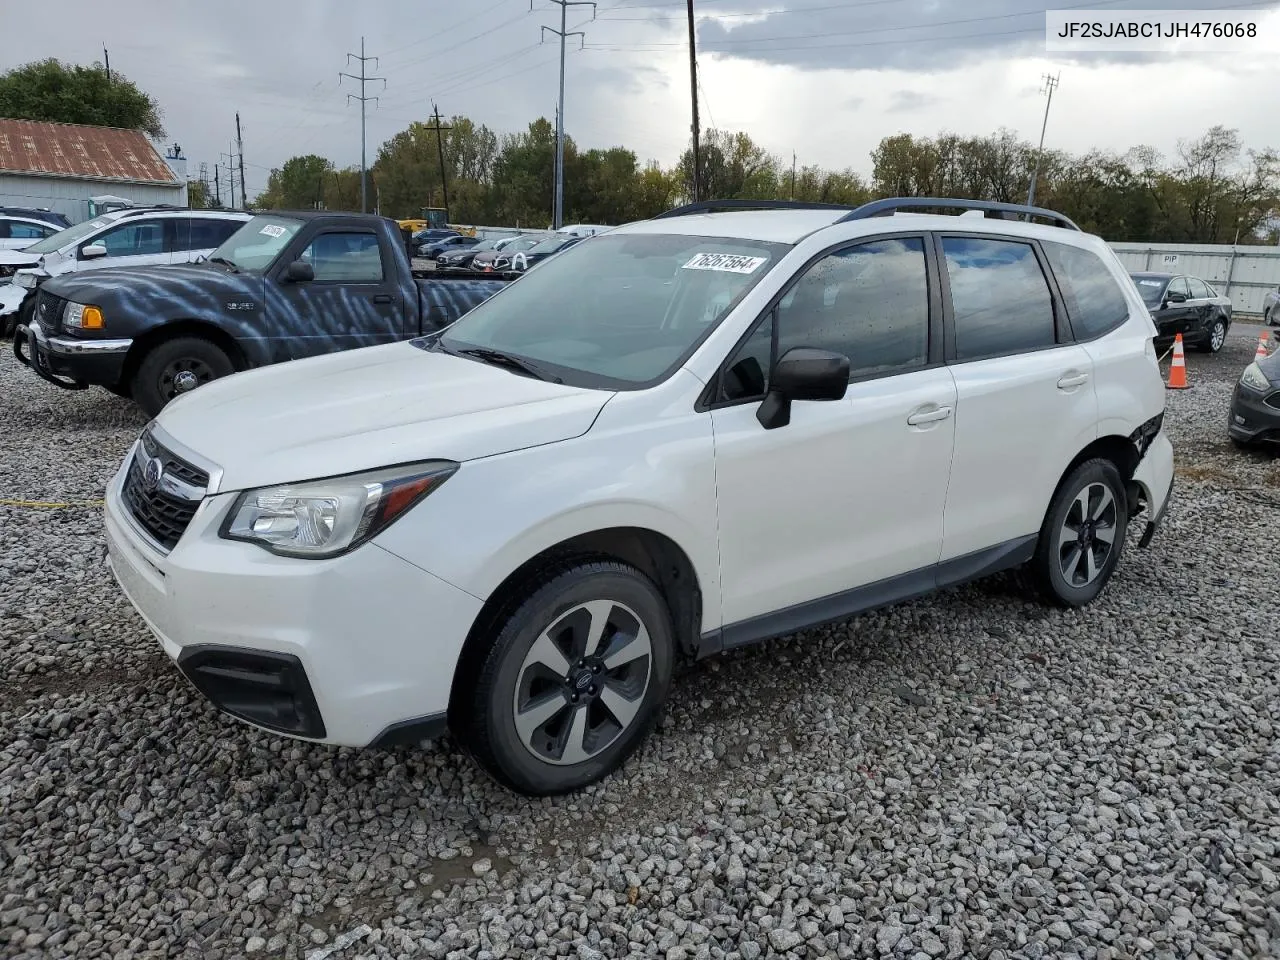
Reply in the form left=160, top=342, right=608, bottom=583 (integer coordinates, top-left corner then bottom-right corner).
left=78, top=217, right=171, bottom=272
left=936, top=233, right=1098, bottom=564
left=264, top=227, right=404, bottom=360
left=709, top=234, right=958, bottom=636
left=1157, top=276, right=1195, bottom=336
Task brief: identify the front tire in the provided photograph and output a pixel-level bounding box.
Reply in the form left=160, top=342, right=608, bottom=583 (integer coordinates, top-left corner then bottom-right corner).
left=132, top=337, right=233, bottom=417
left=1025, top=459, right=1129, bottom=608
left=457, top=561, right=675, bottom=795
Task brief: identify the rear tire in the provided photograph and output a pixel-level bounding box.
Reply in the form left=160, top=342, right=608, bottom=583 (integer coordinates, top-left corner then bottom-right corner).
left=132, top=337, right=233, bottom=417
left=456, top=561, right=674, bottom=795
left=1200, top=318, right=1227, bottom=353
left=1025, top=458, right=1129, bottom=608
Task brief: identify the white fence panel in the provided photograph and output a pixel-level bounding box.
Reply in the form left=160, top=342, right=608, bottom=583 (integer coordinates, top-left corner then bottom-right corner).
left=1109, top=242, right=1280, bottom=317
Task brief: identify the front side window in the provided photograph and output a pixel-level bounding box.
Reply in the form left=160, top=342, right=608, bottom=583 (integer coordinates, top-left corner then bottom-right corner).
left=1044, top=242, right=1130, bottom=339
left=438, top=232, right=788, bottom=388
left=943, top=236, right=1055, bottom=361
left=298, top=232, right=383, bottom=282
left=1167, top=277, right=1191, bottom=299
left=92, top=220, right=165, bottom=257
left=9, top=221, right=53, bottom=239
left=719, top=237, right=931, bottom=402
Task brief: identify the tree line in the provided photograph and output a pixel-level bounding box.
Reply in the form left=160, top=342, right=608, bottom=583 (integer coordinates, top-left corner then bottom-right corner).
left=1, top=59, right=1275, bottom=243
left=255, top=116, right=1280, bottom=243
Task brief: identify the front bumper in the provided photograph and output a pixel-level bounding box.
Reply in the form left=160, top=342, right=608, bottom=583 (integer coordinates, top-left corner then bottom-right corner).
left=15, top=321, right=132, bottom=390
left=0, top=282, right=24, bottom=319
left=1227, top=382, right=1280, bottom=443
left=103, top=450, right=484, bottom=748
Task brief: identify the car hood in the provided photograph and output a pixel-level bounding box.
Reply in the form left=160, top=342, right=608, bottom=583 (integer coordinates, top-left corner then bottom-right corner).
left=0, top=249, right=41, bottom=268
left=155, top=340, right=613, bottom=492
left=1258, top=346, right=1280, bottom=383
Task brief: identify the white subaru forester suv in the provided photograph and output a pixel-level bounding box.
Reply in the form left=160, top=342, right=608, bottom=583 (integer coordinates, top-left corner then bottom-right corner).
left=103, top=198, right=1174, bottom=795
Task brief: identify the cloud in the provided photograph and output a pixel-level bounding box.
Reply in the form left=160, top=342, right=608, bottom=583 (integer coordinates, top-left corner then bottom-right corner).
left=887, top=90, right=942, bottom=112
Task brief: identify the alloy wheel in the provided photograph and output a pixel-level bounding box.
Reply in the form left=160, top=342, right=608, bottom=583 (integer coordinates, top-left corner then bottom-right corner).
left=1057, top=482, right=1118, bottom=587
left=1210, top=320, right=1226, bottom=352
left=512, top=599, right=652, bottom=766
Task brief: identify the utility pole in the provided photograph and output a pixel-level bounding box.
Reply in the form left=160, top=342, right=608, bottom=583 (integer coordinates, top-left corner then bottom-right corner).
left=213, top=164, right=221, bottom=208
left=1027, top=72, right=1060, bottom=209
left=236, top=113, right=247, bottom=210
left=431, top=103, right=452, bottom=223
left=340, top=38, right=385, bottom=214
left=103, top=46, right=110, bottom=83
left=539, top=0, right=595, bottom=229
left=221, top=147, right=239, bottom=212
left=791, top=151, right=797, bottom=201
left=687, top=0, right=701, bottom=203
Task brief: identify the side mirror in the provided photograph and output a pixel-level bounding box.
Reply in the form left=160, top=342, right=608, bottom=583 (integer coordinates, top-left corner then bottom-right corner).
left=756, top=347, right=850, bottom=430
left=1165, top=290, right=1187, bottom=304
left=284, top=260, right=314, bottom=282
left=81, top=244, right=108, bottom=260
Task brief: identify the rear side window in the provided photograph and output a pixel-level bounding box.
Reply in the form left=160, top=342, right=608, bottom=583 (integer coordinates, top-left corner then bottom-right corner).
left=942, top=237, right=1055, bottom=361
left=188, top=218, right=243, bottom=250
left=9, top=221, right=52, bottom=239
left=1044, top=242, right=1131, bottom=340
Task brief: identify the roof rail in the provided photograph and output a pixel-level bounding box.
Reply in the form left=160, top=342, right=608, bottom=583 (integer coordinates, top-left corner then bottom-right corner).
left=651, top=199, right=857, bottom=219
left=839, top=197, right=1080, bottom=231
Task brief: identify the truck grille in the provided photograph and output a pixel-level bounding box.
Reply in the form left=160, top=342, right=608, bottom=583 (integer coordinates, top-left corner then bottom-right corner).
left=35, top=290, right=65, bottom=332
left=121, top=433, right=209, bottom=550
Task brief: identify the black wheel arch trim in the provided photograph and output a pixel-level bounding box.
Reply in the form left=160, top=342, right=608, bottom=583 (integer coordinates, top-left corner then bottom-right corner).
left=369, top=712, right=449, bottom=748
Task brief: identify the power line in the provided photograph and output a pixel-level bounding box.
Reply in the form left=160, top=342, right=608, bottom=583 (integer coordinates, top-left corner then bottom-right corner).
left=539, top=0, right=596, bottom=229
left=340, top=37, right=386, bottom=213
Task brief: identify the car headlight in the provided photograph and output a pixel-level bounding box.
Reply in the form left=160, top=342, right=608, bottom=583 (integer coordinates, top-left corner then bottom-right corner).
left=1240, top=362, right=1272, bottom=392
left=221, top=461, right=457, bottom=558
left=14, top=272, right=38, bottom=289
left=64, top=301, right=105, bottom=330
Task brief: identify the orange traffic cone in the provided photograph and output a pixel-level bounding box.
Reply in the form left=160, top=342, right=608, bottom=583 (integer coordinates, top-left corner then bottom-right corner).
left=1167, top=333, right=1188, bottom=389
left=1256, top=332, right=1270, bottom=361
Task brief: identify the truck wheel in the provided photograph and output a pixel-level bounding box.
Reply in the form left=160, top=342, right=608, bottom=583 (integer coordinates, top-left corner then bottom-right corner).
left=133, top=337, right=233, bottom=417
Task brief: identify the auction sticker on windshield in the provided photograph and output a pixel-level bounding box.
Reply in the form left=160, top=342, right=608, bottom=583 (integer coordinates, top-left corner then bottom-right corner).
left=682, top=253, right=767, bottom=274
left=260, top=224, right=287, bottom=238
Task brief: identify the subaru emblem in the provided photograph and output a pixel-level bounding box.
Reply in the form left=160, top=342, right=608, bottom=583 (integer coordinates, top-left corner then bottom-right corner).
left=142, top=456, right=162, bottom=492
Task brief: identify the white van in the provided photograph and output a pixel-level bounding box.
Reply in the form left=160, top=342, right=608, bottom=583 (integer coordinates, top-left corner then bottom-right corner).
left=556, top=223, right=612, bottom=238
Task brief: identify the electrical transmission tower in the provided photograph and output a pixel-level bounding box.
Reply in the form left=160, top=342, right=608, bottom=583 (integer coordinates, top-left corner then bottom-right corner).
left=539, top=0, right=595, bottom=229
left=1027, top=72, right=1060, bottom=209
left=340, top=38, right=385, bottom=214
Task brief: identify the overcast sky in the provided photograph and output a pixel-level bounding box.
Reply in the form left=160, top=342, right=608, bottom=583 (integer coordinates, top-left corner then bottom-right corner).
left=7, top=0, right=1280, bottom=200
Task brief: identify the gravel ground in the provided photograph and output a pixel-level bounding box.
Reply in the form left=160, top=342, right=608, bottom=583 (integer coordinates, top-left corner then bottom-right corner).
left=2, top=326, right=1279, bottom=960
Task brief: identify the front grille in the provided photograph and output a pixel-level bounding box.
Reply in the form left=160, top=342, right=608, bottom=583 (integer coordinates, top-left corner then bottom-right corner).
left=139, top=431, right=209, bottom=487
left=1265, top=393, right=1280, bottom=411
left=35, top=289, right=65, bottom=332
left=122, top=434, right=208, bottom=550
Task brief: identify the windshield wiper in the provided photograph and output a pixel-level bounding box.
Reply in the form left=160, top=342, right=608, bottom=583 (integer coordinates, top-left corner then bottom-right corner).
left=456, top=347, right=558, bottom=382
left=208, top=256, right=239, bottom=272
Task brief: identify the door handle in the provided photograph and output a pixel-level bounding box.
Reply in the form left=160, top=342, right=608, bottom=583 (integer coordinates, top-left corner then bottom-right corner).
left=907, top=405, right=953, bottom=426
left=1057, top=372, right=1090, bottom=389
left=372, top=294, right=394, bottom=304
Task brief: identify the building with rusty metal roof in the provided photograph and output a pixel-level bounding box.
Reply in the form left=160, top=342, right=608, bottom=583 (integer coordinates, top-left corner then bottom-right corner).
left=0, top=119, right=186, bottom=224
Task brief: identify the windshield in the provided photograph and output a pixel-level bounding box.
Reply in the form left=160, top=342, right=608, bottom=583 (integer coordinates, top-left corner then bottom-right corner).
left=209, top=215, right=304, bottom=272
left=467, top=239, right=499, bottom=253
left=528, top=236, right=574, bottom=255
left=496, top=237, right=539, bottom=255
left=24, top=215, right=120, bottom=255
left=438, top=232, right=789, bottom=387
left=1131, top=276, right=1167, bottom=306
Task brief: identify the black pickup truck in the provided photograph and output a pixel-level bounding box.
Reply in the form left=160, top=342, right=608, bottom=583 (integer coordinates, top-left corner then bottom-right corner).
left=14, top=212, right=511, bottom=415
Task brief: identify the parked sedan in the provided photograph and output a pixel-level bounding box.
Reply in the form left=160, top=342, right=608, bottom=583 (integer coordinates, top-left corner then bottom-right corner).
left=1129, top=272, right=1232, bottom=353
left=0, top=215, right=61, bottom=252
left=1263, top=284, right=1280, bottom=326
left=0, top=207, right=71, bottom=230
left=1228, top=346, right=1280, bottom=446
left=510, top=234, right=583, bottom=272
left=437, top=236, right=518, bottom=271
left=471, top=235, right=541, bottom=272
left=418, top=234, right=480, bottom=260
